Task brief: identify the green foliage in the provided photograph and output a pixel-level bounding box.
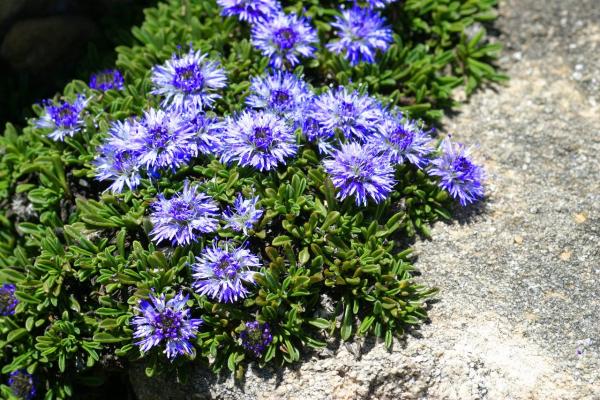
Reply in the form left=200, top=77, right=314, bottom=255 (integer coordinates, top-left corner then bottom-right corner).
left=0, top=0, right=502, bottom=398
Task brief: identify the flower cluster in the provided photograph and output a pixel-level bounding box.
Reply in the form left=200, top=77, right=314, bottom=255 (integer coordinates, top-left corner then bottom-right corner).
left=132, top=292, right=203, bottom=360
left=240, top=321, right=273, bottom=357
left=8, top=370, right=36, bottom=400
left=0, top=283, right=18, bottom=316
left=36, top=95, right=87, bottom=141
left=89, top=69, right=125, bottom=91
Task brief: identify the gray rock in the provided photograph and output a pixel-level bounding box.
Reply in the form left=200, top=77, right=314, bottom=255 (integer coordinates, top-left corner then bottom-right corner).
left=0, top=16, right=98, bottom=72
left=131, top=0, right=600, bottom=398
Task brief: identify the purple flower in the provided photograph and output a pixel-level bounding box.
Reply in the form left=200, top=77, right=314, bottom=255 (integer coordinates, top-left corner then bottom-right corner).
left=220, top=110, right=297, bottom=171
left=132, top=292, right=202, bottom=360
left=192, top=242, right=260, bottom=303
left=0, top=283, right=18, bottom=316
left=246, top=71, right=312, bottom=115
left=223, top=194, right=263, bottom=234
left=368, top=113, right=432, bottom=168
left=151, top=48, right=227, bottom=112
left=367, top=0, right=398, bottom=8
left=8, top=370, right=35, bottom=400
left=93, top=120, right=144, bottom=193
left=217, top=0, right=280, bottom=23
left=136, top=108, right=198, bottom=170
left=181, top=110, right=225, bottom=155
left=296, top=101, right=335, bottom=154
left=312, top=87, right=384, bottom=142
left=89, top=69, right=125, bottom=91
left=240, top=321, right=272, bottom=357
left=323, top=142, right=395, bottom=206
left=36, top=95, right=87, bottom=141
left=252, top=12, right=318, bottom=69
left=327, top=5, right=393, bottom=66
left=150, top=181, right=219, bottom=246
left=429, top=137, right=485, bottom=206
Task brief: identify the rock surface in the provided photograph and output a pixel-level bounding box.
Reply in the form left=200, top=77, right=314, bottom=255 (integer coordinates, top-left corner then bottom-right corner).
left=131, top=1, right=600, bottom=398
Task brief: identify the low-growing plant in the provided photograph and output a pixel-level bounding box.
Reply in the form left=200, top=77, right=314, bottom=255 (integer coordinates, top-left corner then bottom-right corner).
left=0, top=0, right=499, bottom=398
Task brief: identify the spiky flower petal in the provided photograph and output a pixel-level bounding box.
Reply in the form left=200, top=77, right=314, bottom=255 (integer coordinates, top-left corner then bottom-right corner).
left=8, top=370, right=36, bottom=400
left=323, top=142, right=395, bottom=206
left=312, top=87, right=384, bottom=142
left=217, top=0, right=280, bottom=23
left=89, top=69, right=125, bottom=91
left=327, top=5, right=393, bottom=66
left=223, top=194, right=263, bottom=234
left=36, top=95, right=87, bottom=141
left=369, top=113, right=433, bottom=168
left=151, top=48, right=227, bottom=112
left=246, top=71, right=312, bottom=115
left=240, top=321, right=272, bottom=357
left=220, top=110, right=297, bottom=171
left=367, top=0, right=398, bottom=8
left=0, top=283, right=18, bottom=316
left=150, top=181, right=219, bottom=246
left=193, top=242, right=260, bottom=303
left=132, top=292, right=202, bottom=360
left=429, top=137, right=484, bottom=206
left=252, top=12, right=318, bottom=69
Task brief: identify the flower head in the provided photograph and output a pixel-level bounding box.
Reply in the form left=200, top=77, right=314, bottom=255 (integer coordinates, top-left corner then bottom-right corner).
left=136, top=108, right=198, bottom=170
left=8, top=370, right=36, bottom=400
left=36, top=95, right=87, bottom=141
left=429, top=137, right=484, bottom=206
left=0, top=283, right=18, bottom=316
left=312, top=87, right=384, bottom=142
left=132, top=292, right=202, bottom=360
left=217, top=0, right=280, bottom=23
left=89, top=69, right=125, bottom=91
left=94, top=120, right=144, bottom=193
left=223, top=194, right=263, bottom=234
left=220, top=110, right=297, bottom=171
left=369, top=114, right=432, bottom=168
left=181, top=110, right=225, bottom=155
left=193, top=242, right=260, bottom=303
left=240, top=321, right=273, bottom=357
left=151, top=48, right=227, bottom=112
left=323, top=142, right=395, bottom=206
left=252, top=12, right=318, bottom=69
left=327, top=5, right=393, bottom=66
left=150, top=181, right=219, bottom=246
left=246, top=71, right=312, bottom=115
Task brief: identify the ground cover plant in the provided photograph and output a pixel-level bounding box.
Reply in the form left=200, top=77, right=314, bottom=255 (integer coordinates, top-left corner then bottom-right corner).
left=0, top=0, right=502, bottom=398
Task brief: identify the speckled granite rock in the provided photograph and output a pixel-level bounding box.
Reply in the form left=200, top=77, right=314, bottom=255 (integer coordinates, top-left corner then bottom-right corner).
left=131, top=1, right=600, bottom=398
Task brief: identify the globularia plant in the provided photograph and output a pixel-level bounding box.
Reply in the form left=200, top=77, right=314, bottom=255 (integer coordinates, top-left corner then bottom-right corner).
left=0, top=0, right=502, bottom=398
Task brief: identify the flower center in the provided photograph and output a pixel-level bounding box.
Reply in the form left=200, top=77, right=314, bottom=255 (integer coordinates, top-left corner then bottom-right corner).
left=213, top=254, right=241, bottom=279
left=9, top=372, right=33, bottom=399
left=49, top=103, right=79, bottom=128
left=390, top=127, right=414, bottom=150
left=251, top=126, right=274, bottom=150
left=349, top=157, right=373, bottom=180
left=270, top=89, right=291, bottom=107
left=168, top=199, right=195, bottom=222
left=173, top=64, right=205, bottom=93
left=339, top=101, right=356, bottom=117
left=156, top=309, right=182, bottom=339
left=148, top=125, right=171, bottom=149
left=274, top=27, right=298, bottom=50
left=452, top=156, right=475, bottom=177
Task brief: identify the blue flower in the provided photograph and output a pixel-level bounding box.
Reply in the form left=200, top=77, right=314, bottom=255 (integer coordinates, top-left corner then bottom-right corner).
left=367, top=0, right=398, bottom=8
left=323, top=142, right=395, bottom=206
left=136, top=108, right=198, bottom=170
left=36, top=95, right=87, bottom=141
left=327, top=5, right=393, bottom=66
left=8, top=370, right=36, bottom=400
left=217, top=0, right=280, bottom=23
left=220, top=110, right=297, bottom=171
left=93, top=120, right=144, bottom=193
left=193, top=242, right=260, bottom=303
left=0, top=283, right=18, bottom=316
left=89, top=69, right=125, bottom=91
left=296, top=101, right=335, bottom=154
left=181, top=110, right=226, bottom=155
left=151, top=48, right=227, bottom=112
left=246, top=71, right=312, bottom=115
left=429, top=137, right=484, bottom=206
left=150, top=181, right=219, bottom=246
left=312, top=87, right=384, bottom=142
left=132, top=291, right=202, bottom=360
left=223, top=194, right=263, bottom=234
left=252, top=12, right=318, bottom=69
left=240, top=321, right=273, bottom=357
left=368, top=113, right=432, bottom=168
